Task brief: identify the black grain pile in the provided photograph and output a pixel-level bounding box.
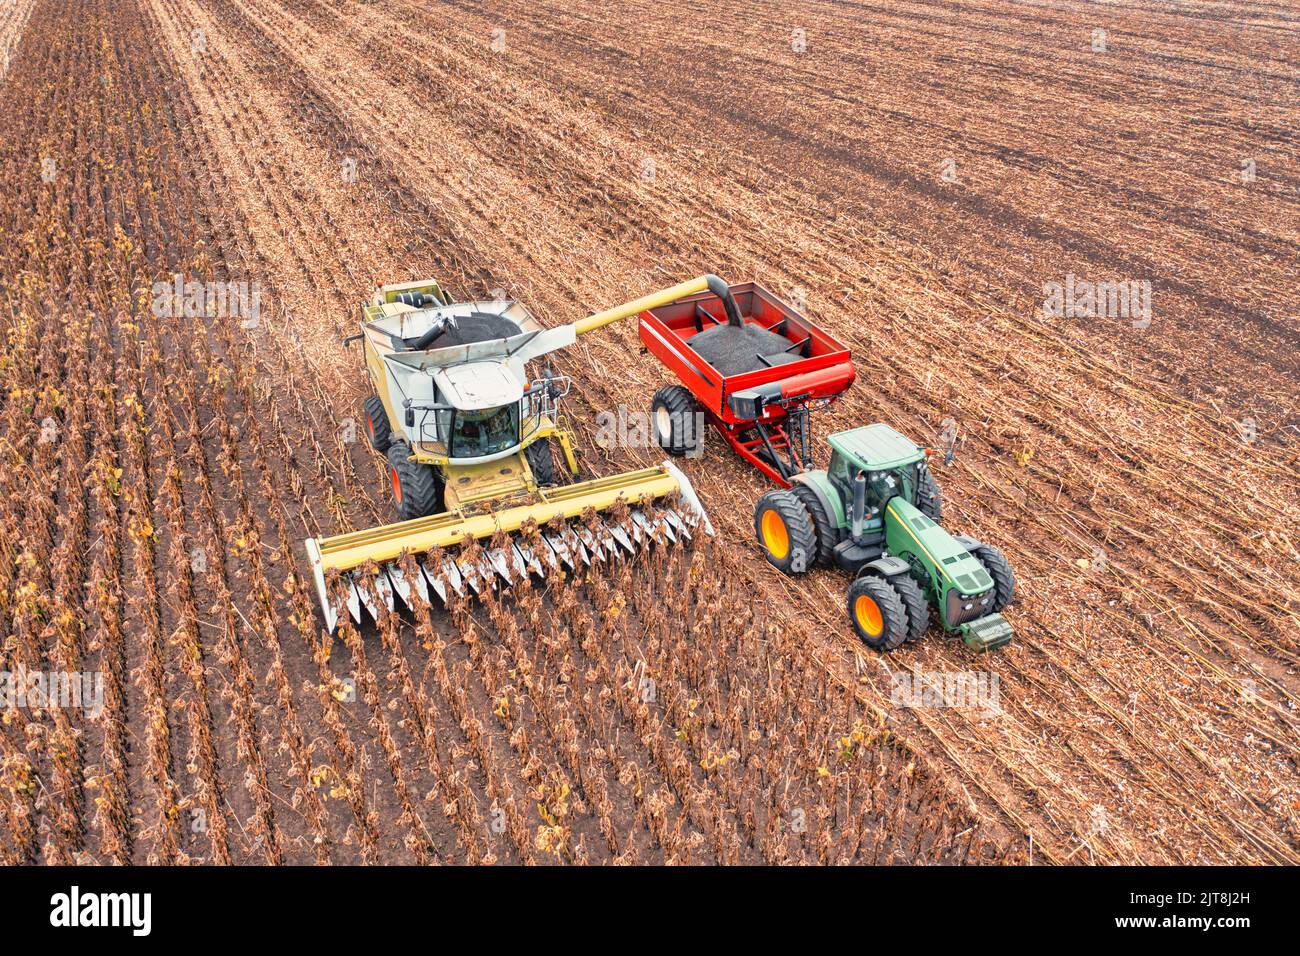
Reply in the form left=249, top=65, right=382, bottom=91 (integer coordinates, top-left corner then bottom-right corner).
left=689, top=321, right=803, bottom=376
left=403, top=311, right=522, bottom=349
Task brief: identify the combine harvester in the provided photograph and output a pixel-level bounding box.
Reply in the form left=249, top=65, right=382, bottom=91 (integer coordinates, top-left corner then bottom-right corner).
left=305, top=275, right=726, bottom=630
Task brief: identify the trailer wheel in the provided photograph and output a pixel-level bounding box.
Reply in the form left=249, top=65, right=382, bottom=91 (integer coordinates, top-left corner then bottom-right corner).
left=789, top=484, right=836, bottom=566
left=651, top=385, right=702, bottom=457
left=386, top=440, right=443, bottom=520
left=917, top=469, right=943, bottom=524
left=891, top=573, right=930, bottom=643
left=971, top=542, right=1016, bottom=612
left=364, top=395, right=392, bottom=452
left=846, top=575, right=908, bottom=651
left=525, top=437, right=556, bottom=486
left=753, top=490, right=816, bottom=575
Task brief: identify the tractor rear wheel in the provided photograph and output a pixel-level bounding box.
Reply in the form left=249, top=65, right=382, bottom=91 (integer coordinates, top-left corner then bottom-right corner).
left=651, top=385, right=702, bottom=457
left=917, top=469, right=943, bottom=523
left=971, top=542, right=1016, bottom=611
left=891, top=573, right=930, bottom=643
left=364, top=395, right=392, bottom=452
left=846, top=575, right=908, bottom=651
left=525, top=437, right=556, bottom=486
left=789, top=484, right=836, bottom=566
left=753, top=489, right=816, bottom=575
left=386, top=440, right=443, bottom=520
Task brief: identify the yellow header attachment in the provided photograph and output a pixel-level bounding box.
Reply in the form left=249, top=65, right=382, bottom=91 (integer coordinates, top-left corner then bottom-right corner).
left=305, top=461, right=712, bottom=631
left=313, top=466, right=677, bottom=571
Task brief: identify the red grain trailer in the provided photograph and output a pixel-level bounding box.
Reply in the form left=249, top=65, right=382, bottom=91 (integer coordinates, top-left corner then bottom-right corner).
left=638, top=280, right=855, bottom=486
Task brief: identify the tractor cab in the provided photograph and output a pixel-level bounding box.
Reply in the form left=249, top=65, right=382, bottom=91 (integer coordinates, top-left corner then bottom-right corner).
left=826, top=423, right=927, bottom=513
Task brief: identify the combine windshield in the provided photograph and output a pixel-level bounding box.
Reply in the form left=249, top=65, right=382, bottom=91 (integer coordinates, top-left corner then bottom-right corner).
left=449, top=404, right=520, bottom=458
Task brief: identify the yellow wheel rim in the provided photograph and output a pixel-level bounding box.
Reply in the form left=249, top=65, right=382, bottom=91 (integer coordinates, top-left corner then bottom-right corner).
left=761, top=510, right=789, bottom=560
left=854, top=595, right=883, bottom=637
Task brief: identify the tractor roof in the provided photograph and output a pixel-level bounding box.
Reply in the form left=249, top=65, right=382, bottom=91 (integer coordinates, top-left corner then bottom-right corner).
left=828, top=423, right=923, bottom=470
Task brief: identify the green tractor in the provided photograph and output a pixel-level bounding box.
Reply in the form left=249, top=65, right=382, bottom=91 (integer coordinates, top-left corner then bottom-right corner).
left=753, top=423, right=1015, bottom=652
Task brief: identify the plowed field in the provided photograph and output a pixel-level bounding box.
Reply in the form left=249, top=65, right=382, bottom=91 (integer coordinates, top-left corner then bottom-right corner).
left=1, top=0, right=1295, bottom=864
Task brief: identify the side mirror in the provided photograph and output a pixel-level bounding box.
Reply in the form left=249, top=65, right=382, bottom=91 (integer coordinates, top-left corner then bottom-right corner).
left=405, top=408, right=415, bottom=427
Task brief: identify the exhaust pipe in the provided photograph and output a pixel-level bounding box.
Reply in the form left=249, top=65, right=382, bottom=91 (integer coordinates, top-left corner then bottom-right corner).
left=851, top=472, right=867, bottom=541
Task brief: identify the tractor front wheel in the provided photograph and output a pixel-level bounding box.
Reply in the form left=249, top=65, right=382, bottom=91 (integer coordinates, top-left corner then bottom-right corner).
left=651, top=385, right=702, bottom=457
left=846, top=575, right=909, bottom=651
left=891, top=573, right=930, bottom=643
left=753, top=490, right=816, bottom=575
left=971, top=542, right=1016, bottom=611
left=386, top=440, right=443, bottom=520
left=364, top=395, right=392, bottom=452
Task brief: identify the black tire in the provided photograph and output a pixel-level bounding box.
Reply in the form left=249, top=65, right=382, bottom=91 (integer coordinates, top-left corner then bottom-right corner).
left=753, top=489, right=816, bottom=576
left=971, top=542, right=1016, bottom=612
left=651, top=384, right=702, bottom=457
left=891, top=573, right=930, bottom=643
left=363, top=395, right=392, bottom=452
left=524, top=437, right=556, bottom=486
left=846, top=575, right=909, bottom=651
left=917, top=468, right=943, bottom=524
left=386, top=440, right=442, bottom=519
left=789, top=483, right=836, bottom=566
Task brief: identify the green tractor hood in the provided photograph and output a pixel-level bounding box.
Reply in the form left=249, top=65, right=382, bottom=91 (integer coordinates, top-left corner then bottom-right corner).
left=884, top=497, right=1012, bottom=651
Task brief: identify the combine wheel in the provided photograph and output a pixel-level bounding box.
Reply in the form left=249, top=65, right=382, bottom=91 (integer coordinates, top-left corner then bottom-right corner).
left=364, top=395, right=392, bottom=452
left=753, top=490, right=816, bottom=575
left=525, top=437, right=556, bottom=486
left=846, top=575, right=909, bottom=651
left=651, top=384, right=702, bottom=457
left=789, top=484, right=836, bottom=566
left=386, top=441, right=443, bottom=520
left=917, top=469, right=943, bottom=523
left=891, top=573, right=930, bottom=643
left=971, top=542, right=1016, bottom=611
